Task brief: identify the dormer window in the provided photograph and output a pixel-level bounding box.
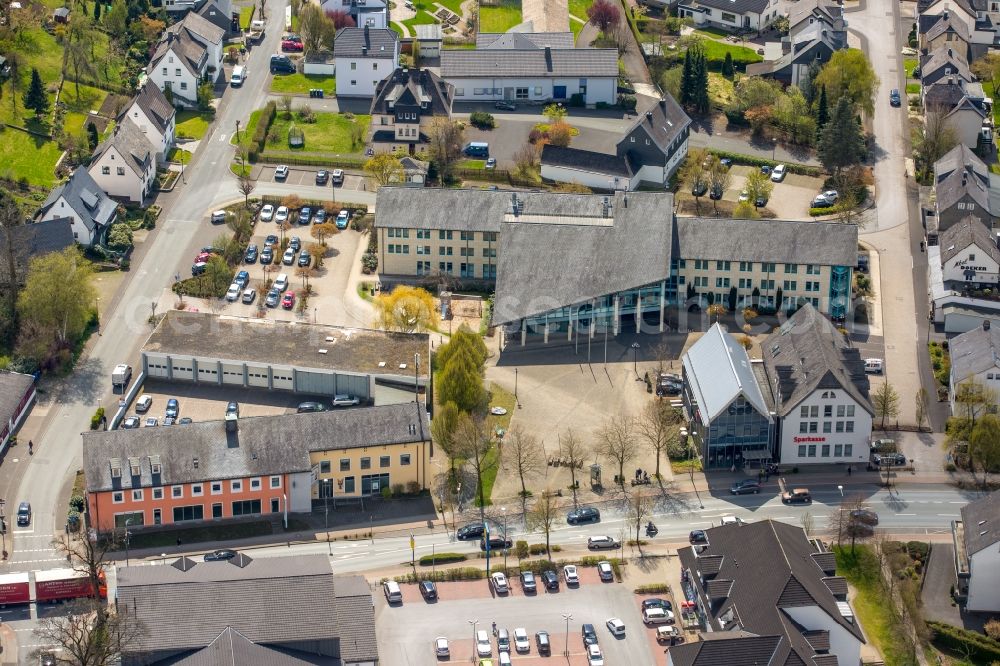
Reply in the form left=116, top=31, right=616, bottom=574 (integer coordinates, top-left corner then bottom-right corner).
left=130, top=463, right=140, bottom=476
left=111, top=465, right=122, bottom=478
left=151, top=463, right=161, bottom=475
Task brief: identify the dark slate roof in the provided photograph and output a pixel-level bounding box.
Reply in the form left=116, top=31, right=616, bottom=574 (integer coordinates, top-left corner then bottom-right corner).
left=675, top=217, right=858, bottom=267
left=83, top=402, right=429, bottom=492
left=375, top=187, right=507, bottom=232
left=172, top=627, right=319, bottom=665
left=821, top=576, right=848, bottom=598
left=788, top=0, right=845, bottom=31
left=688, top=0, right=770, bottom=15
left=0, top=218, right=75, bottom=282
left=810, top=551, right=837, bottom=574
left=935, top=142, right=988, bottom=185
left=0, top=372, right=34, bottom=435
left=935, top=150, right=993, bottom=215
left=91, top=116, right=155, bottom=179
left=621, top=95, right=691, bottom=155
left=38, top=168, right=118, bottom=232
left=441, top=47, right=618, bottom=78
left=960, top=491, right=1000, bottom=555
left=541, top=144, right=631, bottom=177
left=760, top=303, right=874, bottom=417
left=121, top=80, right=175, bottom=135
left=196, top=0, right=233, bottom=35
left=923, top=14, right=971, bottom=43
left=118, top=556, right=378, bottom=663
left=802, top=629, right=831, bottom=652
left=940, top=217, right=1000, bottom=265
left=476, top=31, right=576, bottom=49
left=143, top=310, right=429, bottom=379
left=370, top=68, right=454, bottom=117
left=494, top=191, right=674, bottom=323
left=950, top=321, right=1000, bottom=383
left=177, top=8, right=226, bottom=44
left=667, top=634, right=784, bottom=666
left=920, top=45, right=972, bottom=82
left=333, top=26, right=399, bottom=58
left=676, top=519, right=865, bottom=666
left=150, top=12, right=220, bottom=75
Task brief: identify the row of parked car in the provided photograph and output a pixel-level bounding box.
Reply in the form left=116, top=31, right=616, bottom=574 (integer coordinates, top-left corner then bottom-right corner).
left=259, top=203, right=350, bottom=229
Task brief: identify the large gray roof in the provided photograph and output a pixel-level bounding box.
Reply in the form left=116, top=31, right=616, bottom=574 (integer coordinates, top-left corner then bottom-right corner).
left=788, top=0, right=845, bottom=31
left=177, top=8, right=226, bottom=45
left=541, top=144, right=631, bottom=177
left=476, top=32, right=575, bottom=49
left=333, top=26, right=399, bottom=58
left=676, top=520, right=865, bottom=666
left=122, top=80, right=175, bottom=135
left=920, top=44, right=972, bottom=82
left=940, top=217, right=1000, bottom=265
left=676, top=217, right=858, bottom=267
left=682, top=323, right=771, bottom=425
left=39, top=168, right=118, bottom=232
left=667, top=634, right=784, bottom=666
left=83, top=402, right=430, bottom=492
left=760, top=303, right=874, bottom=417
left=441, top=47, right=618, bottom=78
left=370, top=67, right=454, bottom=117
left=143, top=311, right=429, bottom=380
left=0, top=372, right=34, bottom=436
left=172, top=627, right=319, bottom=666
left=950, top=321, right=1000, bottom=382
left=494, top=190, right=674, bottom=323
left=117, top=555, right=378, bottom=664
left=150, top=17, right=211, bottom=75
left=935, top=143, right=987, bottom=185
left=961, top=491, right=1000, bottom=555
left=0, top=218, right=75, bottom=282
left=375, top=187, right=507, bottom=232
left=688, top=0, right=770, bottom=15
left=91, top=116, right=155, bottom=179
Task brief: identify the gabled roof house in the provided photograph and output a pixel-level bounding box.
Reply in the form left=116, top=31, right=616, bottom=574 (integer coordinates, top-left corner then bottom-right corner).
left=118, top=80, right=177, bottom=161
left=87, top=117, right=157, bottom=204
left=953, top=491, right=1000, bottom=612
left=37, top=168, right=118, bottom=245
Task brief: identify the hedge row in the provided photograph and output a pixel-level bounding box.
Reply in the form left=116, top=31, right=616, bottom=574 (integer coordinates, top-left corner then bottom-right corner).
left=258, top=151, right=369, bottom=169
left=928, top=621, right=1000, bottom=662
left=707, top=149, right=823, bottom=177
left=248, top=101, right=277, bottom=161
left=419, top=552, right=467, bottom=566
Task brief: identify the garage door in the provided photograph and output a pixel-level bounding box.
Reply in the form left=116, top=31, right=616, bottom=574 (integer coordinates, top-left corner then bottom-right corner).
left=553, top=85, right=566, bottom=99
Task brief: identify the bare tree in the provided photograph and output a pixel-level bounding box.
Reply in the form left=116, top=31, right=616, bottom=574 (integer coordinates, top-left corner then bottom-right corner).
left=33, top=599, right=147, bottom=666
left=683, top=148, right=709, bottom=213
left=280, top=94, right=294, bottom=119
left=298, top=3, right=336, bottom=54
left=627, top=490, right=653, bottom=556
left=915, top=387, right=930, bottom=431
left=455, top=414, right=497, bottom=519
left=0, top=192, right=23, bottom=333
left=237, top=173, right=256, bottom=209
left=432, top=400, right=461, bottom=480
left=637, top=401, right=682, bottom=480
left=558, top=428, right=590, bottom=507
left=526, top=491, right=559, bottom=557
left=503, top=424, right=543, bottom=518
left=594, top=415, right=639, bottom=492
left=709, top=159, right=731, bottom=214
left=827, top=494, right=875, bottom=552
left=800, top=511, right=814, bottom=537
left=426, top=118, right=465, bottom=181
left=52, top=528, right=117, bottom=602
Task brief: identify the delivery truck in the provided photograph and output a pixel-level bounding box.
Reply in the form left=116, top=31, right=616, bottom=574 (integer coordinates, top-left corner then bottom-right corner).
left=0, top=572, right=30, bottom=606
left=112, top=363, right=132, bottom=389
left=34, top=568, right=106, bottom=603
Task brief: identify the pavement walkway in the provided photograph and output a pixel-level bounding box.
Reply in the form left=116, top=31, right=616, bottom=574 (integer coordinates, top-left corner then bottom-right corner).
left=0, top=624, right=16, bottom=666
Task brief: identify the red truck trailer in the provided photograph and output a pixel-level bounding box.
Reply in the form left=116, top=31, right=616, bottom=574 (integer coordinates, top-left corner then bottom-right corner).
left=34, top=568, right=106, bottom=603
left=0, top=572, right=30, bottom=605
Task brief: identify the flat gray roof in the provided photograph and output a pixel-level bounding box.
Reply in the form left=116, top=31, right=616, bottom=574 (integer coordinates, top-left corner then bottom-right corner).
left=144, top=311, right=429, bottom=379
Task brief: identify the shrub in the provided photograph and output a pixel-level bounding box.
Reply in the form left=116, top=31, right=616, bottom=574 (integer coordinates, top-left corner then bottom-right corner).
left=419, top=552, right=467, bottom=565
left=67, top=511, right=81, bottom=531
left=528, top=128, right=546, bottom=144
left=928, top=621, right=1000, bottom=662
left=986, top=618, right=1000, bottom=641
left=618, top=94, right=637, bottom=111
left=515, top=540, right=529, bottom=560
left=405, top=480, right=421, bottom=494
left=90, top=407, right=105, bottom=430
left=249, top=101, right=277, bottom=160
left=569, top=93, right=585, bottom=107
left=905, top=541, right=930, bottom=561
left=69, top=495, right=86, bottom=512
left=469, top=111, right=496, bottom=129
left=380, top=486, right=392, bottom=499
left=393, top=567, right=485, bottom=583
left=105, top=223, right=133, bottom=252
left=528, top=543, right=548, bottom=555
left=391, top=483, right=405, bottom=496
left=634, top=583, right=671, bottom=594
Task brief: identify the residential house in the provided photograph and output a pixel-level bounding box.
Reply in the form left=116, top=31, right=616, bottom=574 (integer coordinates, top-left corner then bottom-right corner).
left=118, top=80, right=176, bottom=162
left=919, top=45, right=973, bottom=87
left=83, top=402, right=431, bottom=532
left=923, top=78, right=992, bottom=151
left=333, top=26, right=400, bottom=97
left=147, top=10, right=225, bottom=104
left=116, top=554, right=379, bottom=665
left=0, top=218, right=75, bottom=285
left=399, top=155, right=429, bottom=186
left=322, top=0, right=389, bottom=29
left=541, top=95, right=691, bottom=189
left=370, top=67, right=454, bottom=148
left=87, top=117, right=157, bottom=204
left=413, top=23, right=443, bottom=59
left=677, top=0, right=782, bottom=33
left=925, top=143, right=997, bottom=241
left=953, top=491, right=1000, bottom=612
left=746, top=0, right=847, bottom=84
left=196, top=0, right=238, bottom=38
left=0, top=372, right=36, bottom=455
left=920, top=0, right=998, bottom=57
left=759, top=304, right=874, bottom=467
left=919, top=10, right=974, bottom=61
left=939, top=218, right=1000, bottom=288
left=681, top=323, right=776, bottom=470
left=672, top=520, right=865, bottom=666
left=948, top=320, right=1000, bottom=413
left=440, top=32, right=618, bottom=106
left=37, top=169, right=118, bottom=245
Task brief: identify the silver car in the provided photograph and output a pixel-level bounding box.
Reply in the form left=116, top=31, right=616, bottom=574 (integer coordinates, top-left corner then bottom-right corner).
left=225, top=283, right=241, bottom=301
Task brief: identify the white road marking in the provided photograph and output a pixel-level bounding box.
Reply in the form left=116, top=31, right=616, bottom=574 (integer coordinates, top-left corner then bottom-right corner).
left=896, top=513, right=916, bottom=516
left=218, top=134, right=227, bottom=141
left=936, top=514, right=959, bottom=517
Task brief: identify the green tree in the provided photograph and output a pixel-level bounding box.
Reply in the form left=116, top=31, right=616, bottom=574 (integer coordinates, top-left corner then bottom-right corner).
left=872, top=382, right=900, bottom=430
left=105, top=223, right=132, bottom=251
left=969, top=414, right=1000, bottom=487
left=197, top=82, right=214, bottom=113
left=732, top=200, right=759, bottom=219
left=93, top=0, right=101, bottom=21
left=86, top=121, right=99, bottom=149
left=438, top=351, right=487, bottom=414
left=431, top=401, right=462, bottom=478
left=104, top=0, right=128, bottom=38
left=437, top=325, right=488, bottom=370
left=683, top=148, right=709, bottom=212
left=203, top=255, right=232, bottom=294
left=372, top=285, right=439, bottom=332
left=680, top=48, right=694, bottom=107
left=22, top=68, right=48, bottom=117
left=745, top=169, right=773, bottom=208
left=364, top=153, right=403, bottom=187
left=814, top=48, right=879, bottom=116
left=818, top=96, right=865, bottom=175
left=543, top=103, right=568, bottom=124
left=16, top=248, right=96, bottom=364
left=815, top=84, right=829, bottom=137
left=722, top=51, right=734, bottom=78
left=693, top=48, right=710, bottom=114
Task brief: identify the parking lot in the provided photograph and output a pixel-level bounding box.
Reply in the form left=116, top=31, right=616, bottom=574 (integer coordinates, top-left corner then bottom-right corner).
left=262, top=166, right=370, bottom=193
left=375, top=568, right=670, bottom=666
left=725, top=166, right=825, bottom=220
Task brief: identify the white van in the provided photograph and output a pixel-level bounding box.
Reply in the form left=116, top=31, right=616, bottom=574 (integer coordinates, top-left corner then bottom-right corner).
left=383, top=580, right=402, bottom=604
left=231, top=65, right=246, bottom=87
left=864, top=358, right=884, bottom=374
left=273, top=273, right=289, bottom=292
left=211, top=210, right=227, bottom=224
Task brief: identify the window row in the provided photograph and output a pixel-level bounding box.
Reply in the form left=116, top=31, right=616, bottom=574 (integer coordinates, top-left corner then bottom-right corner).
left=111, top=476, right=282, bottom=504
left=796, top=443, right=855, bottom=458
left=329, top=454, right=411, bottom=472
left=797, top=420, right=856, bottom=433
left=800, top=404, right=856, bottom=418
left=689, top=261, right=820, bottom=274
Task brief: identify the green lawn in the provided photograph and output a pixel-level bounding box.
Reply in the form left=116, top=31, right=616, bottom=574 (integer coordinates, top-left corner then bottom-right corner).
left=0, top=126, right=63, bottom=187
left=694, top=26, right=732, bottom=38
left=700, top=39, right=763, bottom=65
left=175, top=111, right=214, bottom=140
left=904, top=58, right=918, bottom=78
left=267, top=112, right=370, bottom=153
left=459, top=159, right=486, bottom=169
left=477, top=384, right=516, bottom=506
left=835, top=546, right=918, bottom=666
left=402, top=10, right=438, bottom=29
left=568, top=0, right=593, bottom=21
left=270, top=72, right=336, bottom=95
left=479, top=0, right=522, bottom=32
left=905, top=82, right=920, bottom=95
left=240, top=4, right=255, bottom=29
left=984, top=82, right=1000, bottom=126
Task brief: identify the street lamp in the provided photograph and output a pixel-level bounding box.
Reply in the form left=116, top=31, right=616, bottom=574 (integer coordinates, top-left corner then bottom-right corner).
left=468, top=619, right=479, bottom=664
left=501, top=507, right=508, bottom=572
left=235, top=119, right=241, bottom=145
left=562, top=613, right=573, bottom=657
left=631, top=342, right=640, bottom=379
left=124, top=518, right=133, bottom=566
left=771, top=137, right=777, bottom=161
left=414, top=353, right=421, bottom=405
left=838, top=484, right=844, bottom=497
left=96, top=297, right=101, bottom=336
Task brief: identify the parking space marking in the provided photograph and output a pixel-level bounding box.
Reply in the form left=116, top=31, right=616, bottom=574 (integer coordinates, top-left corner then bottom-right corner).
left=218, top=134, right=227, bottom=142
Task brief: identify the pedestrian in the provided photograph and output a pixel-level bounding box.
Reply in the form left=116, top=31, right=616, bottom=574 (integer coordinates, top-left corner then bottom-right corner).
left=176, top=537, right=182, bottom=548
left=847, top=465, right=852, bottom=476
left=492, top=622, right=497, bottom=636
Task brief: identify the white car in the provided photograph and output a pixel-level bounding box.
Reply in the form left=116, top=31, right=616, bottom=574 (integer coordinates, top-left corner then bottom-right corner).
left=770, top=164, right=787, bottom=182
left=563, top=564, right=579, bottom=585
left=144, top=416, right=158, bottom=427
left=225, top=283, right=241, bottom=301
left=259, top=204, right=275, bottom=221
left=434, top=637, right=449, bottom=657
left=275, top=206, right=289, bottom=222
left=513, top=627, right=530, bottom=653
left=491, top=571, right=509, bottom=594
left=135, top=394, right=153, bottom=413
left=333, top=394, right=360, bottom=406
left=656, top=625, right=683, bottom=643
left=332, top=168, right=344, bottom=184
left=241, top=288, right=256, bottom=304
left=642, top=606, right=675, bottom=625
left=606, top=618, right=625, bottom=637
left=597, top=561, right=613, bottom=581
left=738, top=189, right=749, bottom=202
left=282, top=247, right=296, bottom=265
left=498, top=652, right=512, bottom=666
left=587, top=643, right=604, bottom=666
left=476, top=630, right=492, bottom=657
left=274, top=165, right=289, bottom=179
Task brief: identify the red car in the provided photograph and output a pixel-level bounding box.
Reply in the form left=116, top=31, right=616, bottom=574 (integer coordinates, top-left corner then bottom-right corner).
left=281, top=36, right=303, bottom=52
left=282, top=291, right=295, bottom=309
left=195, top=252, right=215, bottom=263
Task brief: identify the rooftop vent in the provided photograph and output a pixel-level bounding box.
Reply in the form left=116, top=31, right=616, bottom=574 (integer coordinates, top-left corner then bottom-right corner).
left=318, top=349, right=328, bottom=354
left=225, top=411, right=238, bottom=433
left=193, top=457, right=199, bottom=469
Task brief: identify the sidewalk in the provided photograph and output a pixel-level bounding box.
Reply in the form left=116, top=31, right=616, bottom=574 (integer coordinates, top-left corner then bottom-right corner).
left=0, top=624, right=17, bottom=666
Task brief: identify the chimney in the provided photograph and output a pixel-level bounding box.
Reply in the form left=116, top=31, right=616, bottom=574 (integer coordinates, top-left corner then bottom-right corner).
left=544, top=45, right=552, bottom=73
left=985, top=320, right=992, bottom=330
left=602, top=196, right=612, bottom=218
left=364, top=24, right=370, bottom=41
left=659, top=99, right=667, bottom=112
left=948, top=47, right=953, bottom=57
left=646, top=110, right=653, bottom=120
left=944, top=9, right=950, bottom=19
